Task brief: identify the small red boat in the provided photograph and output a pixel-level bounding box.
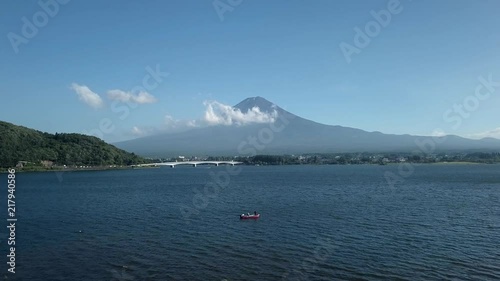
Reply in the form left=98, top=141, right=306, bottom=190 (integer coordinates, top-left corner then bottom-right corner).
left=240, top=213, right=260, bottom=219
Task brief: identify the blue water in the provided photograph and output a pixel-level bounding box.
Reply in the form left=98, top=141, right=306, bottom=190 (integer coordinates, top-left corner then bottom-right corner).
left=1, top=164, right=500, bottom=280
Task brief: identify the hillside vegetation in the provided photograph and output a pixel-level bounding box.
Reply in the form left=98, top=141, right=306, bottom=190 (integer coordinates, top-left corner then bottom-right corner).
left=0, top=121, right=147, bottom=168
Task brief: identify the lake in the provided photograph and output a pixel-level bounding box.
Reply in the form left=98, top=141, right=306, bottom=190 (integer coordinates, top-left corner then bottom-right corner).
left=2, top=164, right=500, bottom=280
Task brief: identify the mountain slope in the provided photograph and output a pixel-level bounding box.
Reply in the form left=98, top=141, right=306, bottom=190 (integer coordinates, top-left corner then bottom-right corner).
left=114, top=97, right=500, bottom=157
left=0, top=121, right=146, bottom=168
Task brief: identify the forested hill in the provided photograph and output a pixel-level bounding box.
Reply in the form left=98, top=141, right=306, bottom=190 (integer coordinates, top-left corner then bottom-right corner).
left=0, top=121, right=147, bottom=168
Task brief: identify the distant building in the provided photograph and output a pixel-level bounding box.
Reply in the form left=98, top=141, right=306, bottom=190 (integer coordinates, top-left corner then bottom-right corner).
left=41, top=160, right=54, bottom=168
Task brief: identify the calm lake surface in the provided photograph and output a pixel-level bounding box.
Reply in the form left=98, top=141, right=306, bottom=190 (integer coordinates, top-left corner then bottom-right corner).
left=2, top=164, right=500, bottom=280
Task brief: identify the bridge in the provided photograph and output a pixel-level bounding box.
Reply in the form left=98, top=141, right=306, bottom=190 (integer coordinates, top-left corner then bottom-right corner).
left=133, top=160, right=243, bottom=168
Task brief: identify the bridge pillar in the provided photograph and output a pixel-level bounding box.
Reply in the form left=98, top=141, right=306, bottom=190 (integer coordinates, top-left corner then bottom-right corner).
left=216, top=163, right=219, bottom=166
left=170, top=165, right=174, bottom=168
left=193, top=164, right=197, bottom=167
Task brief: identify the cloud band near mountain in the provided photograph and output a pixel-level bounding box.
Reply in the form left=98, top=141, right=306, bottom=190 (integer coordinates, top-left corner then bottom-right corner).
left=203, top=100, right=277, bottom=126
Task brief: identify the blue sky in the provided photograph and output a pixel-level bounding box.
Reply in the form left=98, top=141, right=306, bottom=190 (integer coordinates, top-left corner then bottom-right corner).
left=1, top=0, right=500, bottom=142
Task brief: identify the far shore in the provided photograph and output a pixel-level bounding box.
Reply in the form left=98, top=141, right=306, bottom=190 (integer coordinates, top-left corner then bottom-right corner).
left=3, top=161, right=498, bottom=173
left=0, top=165, right=159, bottom=173
left=429, top=161, right=483, bottom=165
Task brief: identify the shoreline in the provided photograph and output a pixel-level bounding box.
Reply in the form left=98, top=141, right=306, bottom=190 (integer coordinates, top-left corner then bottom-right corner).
left=2, top=161, right=496, bottom=173
left=429, top=161, right=482, bottom=165
left=0, top=165, right=159, bottom=173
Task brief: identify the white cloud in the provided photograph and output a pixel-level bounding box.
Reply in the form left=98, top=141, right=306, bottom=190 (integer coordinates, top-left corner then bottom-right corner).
left=164, top=115, right=198, bottom=130
left=131, top=126, right=158, bottom=137
left=186, top=119, right=198, bottom=127
left=107, top=89, right=157, bottom=104
left=202, top=100, right=277, bottom=126
left=128, top=115, right=198, bottom=139
left=128, top=100, right=279, bottom=139
left=70, top=83, right=104, bottom=109
left=467, top=127, right=500, bottom=139
left=164, top=115, right=179, bottom=129
left=431, top=129, right=447, bottom=137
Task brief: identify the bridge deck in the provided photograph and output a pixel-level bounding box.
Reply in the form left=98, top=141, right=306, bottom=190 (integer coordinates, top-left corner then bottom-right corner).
left=134, top=161, right=242, bottom=167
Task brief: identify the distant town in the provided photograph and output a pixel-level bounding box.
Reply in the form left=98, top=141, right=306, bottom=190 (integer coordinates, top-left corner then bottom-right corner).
left=148, top=152, right=500, bottom=166
left=8, top=152, right=500, bottom=172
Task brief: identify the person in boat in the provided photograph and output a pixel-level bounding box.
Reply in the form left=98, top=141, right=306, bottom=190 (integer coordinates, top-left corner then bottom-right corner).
left=254, top=211, right=257, bottom=215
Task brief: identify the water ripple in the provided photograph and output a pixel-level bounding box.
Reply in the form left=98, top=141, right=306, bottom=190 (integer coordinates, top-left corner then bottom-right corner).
left=5, top=164, right=500, bottom=280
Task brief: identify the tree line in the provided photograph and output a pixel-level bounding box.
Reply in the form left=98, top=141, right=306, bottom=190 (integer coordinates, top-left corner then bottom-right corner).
left=0, top=121, right=147, bottom=168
